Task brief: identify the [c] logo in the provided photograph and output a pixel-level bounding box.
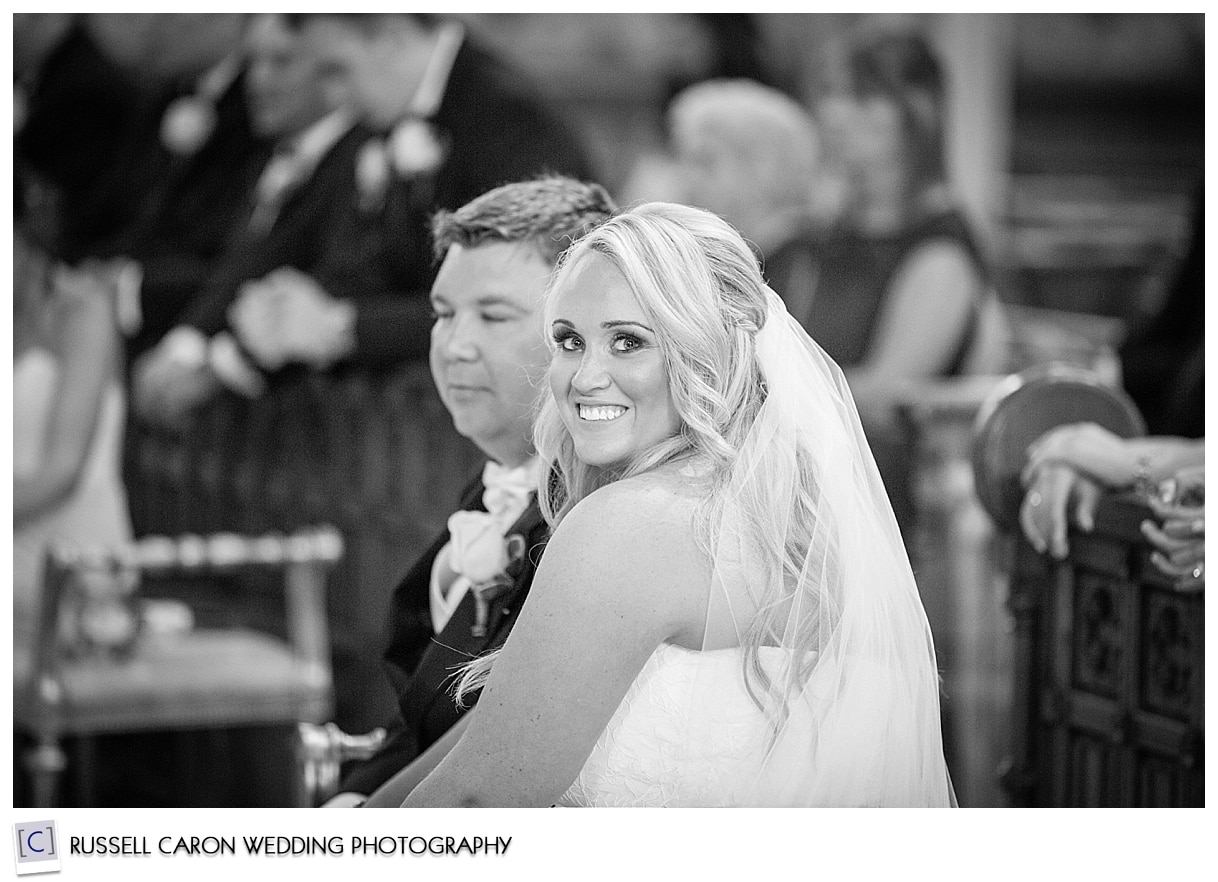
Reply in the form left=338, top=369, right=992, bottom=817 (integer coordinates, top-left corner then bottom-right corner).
left=12, top=821, right=61, bottom=876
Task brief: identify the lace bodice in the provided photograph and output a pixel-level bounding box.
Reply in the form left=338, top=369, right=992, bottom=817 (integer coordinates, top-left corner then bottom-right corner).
left=557, top=643, right=777, bottom=807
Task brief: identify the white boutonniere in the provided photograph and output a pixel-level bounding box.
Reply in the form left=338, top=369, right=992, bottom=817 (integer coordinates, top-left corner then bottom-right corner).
left=160, top=95, right=217, bottom=157
left=447, top=512, right=510, bottom=583
left=388, top=118, right=445, bottom=178
left=447, top=511, right=527, bottom=636
left=355, top=138, right=391, bottom=213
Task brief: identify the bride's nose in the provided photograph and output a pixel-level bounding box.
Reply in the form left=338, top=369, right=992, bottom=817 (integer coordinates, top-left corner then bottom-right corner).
left=570, top=348, right=611, bottom=393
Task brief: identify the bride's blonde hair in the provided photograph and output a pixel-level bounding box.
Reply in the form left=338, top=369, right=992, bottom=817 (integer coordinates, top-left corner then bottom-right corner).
left=457, top=203, right=822, bottom=713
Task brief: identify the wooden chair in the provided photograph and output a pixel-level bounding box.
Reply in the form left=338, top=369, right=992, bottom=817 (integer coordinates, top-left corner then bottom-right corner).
left=972, top=365, right=1204, bottom=806
left=14, top=527, right=343, bottom=807
left=125, top=365, right=484, bottom=734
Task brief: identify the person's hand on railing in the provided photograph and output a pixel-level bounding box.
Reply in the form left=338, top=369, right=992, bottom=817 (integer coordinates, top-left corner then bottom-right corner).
left=1019, top=462, right=1103, bottom=560
left=1020, top=424, right=1204, bottom=559
left=1019, top=422, right=1131, bottom=559
left=1142, top=465, right=1204, bottom=592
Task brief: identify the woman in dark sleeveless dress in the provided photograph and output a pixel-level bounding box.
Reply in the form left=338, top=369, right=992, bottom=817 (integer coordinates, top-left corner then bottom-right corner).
left=770, top=30, right=1008, bottom=529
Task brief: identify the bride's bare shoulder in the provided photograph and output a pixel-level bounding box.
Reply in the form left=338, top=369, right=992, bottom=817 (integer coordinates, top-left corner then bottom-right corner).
left=567, top=466, right=702, bottom=534
left=546, top=466, right=708, bottom=582
left=536, top=465, right=711, bottom=640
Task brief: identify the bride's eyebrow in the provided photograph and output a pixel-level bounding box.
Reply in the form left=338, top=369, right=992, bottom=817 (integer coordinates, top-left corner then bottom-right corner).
left=550, top=318, right=656, bottom=333
left=602, top=320, right=654, bottom=333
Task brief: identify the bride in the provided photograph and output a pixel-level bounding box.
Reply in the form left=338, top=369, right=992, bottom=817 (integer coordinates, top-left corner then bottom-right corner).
left=385, top=202, right=953, bottom=807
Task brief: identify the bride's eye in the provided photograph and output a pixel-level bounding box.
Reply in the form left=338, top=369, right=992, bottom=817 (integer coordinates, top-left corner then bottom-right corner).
left=611, top=333, right=642, bottom=353
left=553, top=330, right=582, bottom=352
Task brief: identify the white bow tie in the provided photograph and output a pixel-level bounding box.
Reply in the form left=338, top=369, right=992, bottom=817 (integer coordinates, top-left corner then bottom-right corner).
left=481, top=460, right=538, bottom=520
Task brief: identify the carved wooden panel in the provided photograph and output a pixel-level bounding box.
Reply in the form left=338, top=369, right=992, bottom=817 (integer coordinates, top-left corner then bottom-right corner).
left=999, top=495, right=1204, bottom=807
left=1072, top=572, right=1126, bottom=701
left=1140, top=589, right=1202, bottom=721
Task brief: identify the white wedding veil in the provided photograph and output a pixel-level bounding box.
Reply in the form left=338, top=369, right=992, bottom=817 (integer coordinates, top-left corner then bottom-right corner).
left=698, top=283, right=954, bottom=806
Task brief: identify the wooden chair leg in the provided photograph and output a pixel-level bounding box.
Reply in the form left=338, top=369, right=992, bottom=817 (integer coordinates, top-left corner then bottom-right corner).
left=296, top=723, right=337, bottom=808
left=24, top=738, right=66, bottom=808
left=296, top=722, right=388, bottom=807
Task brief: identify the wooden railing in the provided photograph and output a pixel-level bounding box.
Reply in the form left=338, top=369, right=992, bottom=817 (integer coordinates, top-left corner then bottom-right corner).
left=995, top=494, right=1204, bottom=807
left=123, top=364, right=485, bottom=733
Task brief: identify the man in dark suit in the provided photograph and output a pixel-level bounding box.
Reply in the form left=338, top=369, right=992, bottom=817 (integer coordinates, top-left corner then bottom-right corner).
left=225, top=13, right=595, bottom=376
left=131, top=13, right=384, bottom=427
left=114, top=55, right=272, bottom=360
left=322, top=177, right=616, bottom=806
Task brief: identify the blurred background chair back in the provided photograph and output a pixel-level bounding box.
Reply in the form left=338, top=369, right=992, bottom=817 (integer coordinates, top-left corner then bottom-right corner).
left=14, top=527, right=342, bottom=807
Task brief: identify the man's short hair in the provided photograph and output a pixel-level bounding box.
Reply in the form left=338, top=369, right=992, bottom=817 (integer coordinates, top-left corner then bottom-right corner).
left=431, top=177, right=616, bottom=266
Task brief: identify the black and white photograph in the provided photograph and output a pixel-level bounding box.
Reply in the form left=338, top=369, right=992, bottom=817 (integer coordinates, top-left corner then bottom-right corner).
left=8, top=11, right=1208, bottom=867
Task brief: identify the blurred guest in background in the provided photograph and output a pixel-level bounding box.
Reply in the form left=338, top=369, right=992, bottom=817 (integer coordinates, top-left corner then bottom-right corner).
left=801, top=29, right=1009, bottom=530
left=113, top=40, right=272, bottom=360
left=810, top=29, right=1008, bottom=426
left=13, top=232, right=132, bottom=629
left=223, top=13, right=595, bottom=377
left=666, top=78, right=826, bottom=271
left=130, top=12, right=382, bottom=428
left=325, top=177, right=616, bottom=806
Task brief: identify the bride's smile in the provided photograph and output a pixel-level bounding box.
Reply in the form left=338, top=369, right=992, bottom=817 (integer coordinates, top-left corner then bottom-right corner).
left=577, top=404, right=626, bottom=421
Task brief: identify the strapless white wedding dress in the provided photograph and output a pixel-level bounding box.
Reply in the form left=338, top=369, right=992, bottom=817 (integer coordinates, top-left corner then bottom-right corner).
left=13, top=347, right=132, bottom=629
left=556, top=641, right=953, bottom=807
left=557, top=643, right=775, bottom=807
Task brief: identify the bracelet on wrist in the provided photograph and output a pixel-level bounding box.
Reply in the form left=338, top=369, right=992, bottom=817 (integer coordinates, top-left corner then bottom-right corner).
left=1133, top=454, right=1156, bottom=498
